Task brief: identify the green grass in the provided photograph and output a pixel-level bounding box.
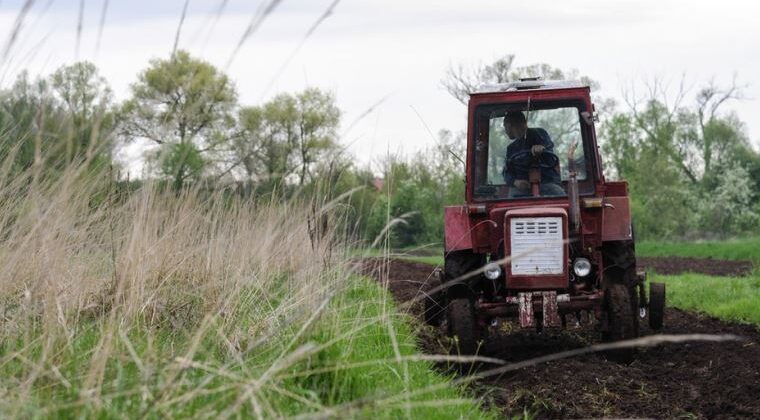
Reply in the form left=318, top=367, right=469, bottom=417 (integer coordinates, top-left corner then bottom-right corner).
left=404, top=255, right=444, bottom=266
left=638, top=237, right=760, bottom=263
left=356, top=247, right=445, bottom=267
left=0, top=276, right=493, bottom=418
left=651, top=272, right=760, bottom=325
left=638, top=238, right=760, bottom=325
left=286, top=276, right=494, bottom=418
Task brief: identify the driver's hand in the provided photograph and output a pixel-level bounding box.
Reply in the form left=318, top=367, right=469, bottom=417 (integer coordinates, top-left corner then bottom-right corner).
left=514, top=180, right=530, bottom=191
left=531, top=145, right=545, bottom=156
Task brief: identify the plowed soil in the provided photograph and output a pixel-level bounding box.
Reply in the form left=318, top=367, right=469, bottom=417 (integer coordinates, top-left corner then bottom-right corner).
left=362, top=258, right=760, bottom=419
left=638, top=256, right=754, bottom=276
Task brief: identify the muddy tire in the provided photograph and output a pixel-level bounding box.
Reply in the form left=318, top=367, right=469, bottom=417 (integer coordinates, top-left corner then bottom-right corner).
left=423, top=292, right=444, bottom=327
left=601, top=239, right=640, bottom=361
left=603, top=283, right=639, bottom=362
left=446, top=297, right=480, bottom=355
left=649, top=282, right=666, bottom=330
left=444, top=250, right=485, bottom=282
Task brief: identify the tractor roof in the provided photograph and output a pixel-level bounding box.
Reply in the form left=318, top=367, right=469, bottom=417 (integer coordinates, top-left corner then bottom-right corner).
left=471, top=79, right=587, bottom=96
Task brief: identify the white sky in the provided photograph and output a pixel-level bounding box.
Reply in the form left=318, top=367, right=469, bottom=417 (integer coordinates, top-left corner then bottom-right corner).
left=1, top=0, right=759, bottom=173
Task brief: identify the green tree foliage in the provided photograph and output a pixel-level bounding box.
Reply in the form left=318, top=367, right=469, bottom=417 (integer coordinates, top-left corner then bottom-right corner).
left=366, top=130, right=465, bottom=248
left=0, top=73, right=55, bottom=175
left=156, top=143, right=205, bottom=185
left=230, top=88, right=340, bottom=189
left=601, top=79, right=760, bottom=238
left=0, top=62, right=115, bottom=178
left=50, top=61, right=116, bottom=166
left=120, top=50, right=237, bottom=188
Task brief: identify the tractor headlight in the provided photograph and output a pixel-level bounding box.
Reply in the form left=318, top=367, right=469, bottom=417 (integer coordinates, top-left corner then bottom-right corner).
left=573, top=258, right=592, bottom=277
left=483, top=263, right=502, bottom=280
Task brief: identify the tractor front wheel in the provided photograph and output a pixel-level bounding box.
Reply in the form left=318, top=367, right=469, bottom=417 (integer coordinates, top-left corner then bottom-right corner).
left=446, top=297, right=481, bottom=355
left=603, top=283, right=639, bottom=362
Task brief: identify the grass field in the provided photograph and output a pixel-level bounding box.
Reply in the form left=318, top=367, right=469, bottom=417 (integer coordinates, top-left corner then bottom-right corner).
left=639, top=238, right=760, bottom=325
left=638, top=237, right=760, bottom=263
left=651, top=272, right=760, bottom=325
left=0, top=171, right=492, bottom=418
left=0, top=275, right=491, bottom=418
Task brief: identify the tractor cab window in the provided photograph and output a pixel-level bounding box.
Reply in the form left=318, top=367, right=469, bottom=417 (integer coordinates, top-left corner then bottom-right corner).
left=472, top=102, right=595, bottom=200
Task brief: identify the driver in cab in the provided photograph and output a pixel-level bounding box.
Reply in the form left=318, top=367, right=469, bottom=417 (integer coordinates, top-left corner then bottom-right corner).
left=502, top=111, right=564, bottom=197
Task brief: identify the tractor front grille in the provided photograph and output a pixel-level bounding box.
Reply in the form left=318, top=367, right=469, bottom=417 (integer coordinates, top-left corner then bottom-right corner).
left=510, top=217, right=564, bottom=275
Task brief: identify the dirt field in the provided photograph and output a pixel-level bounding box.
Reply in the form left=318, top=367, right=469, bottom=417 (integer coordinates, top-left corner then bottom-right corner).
left=362, top=258, right=760, bottom=419
left=638, top=256, right=754, bottom=277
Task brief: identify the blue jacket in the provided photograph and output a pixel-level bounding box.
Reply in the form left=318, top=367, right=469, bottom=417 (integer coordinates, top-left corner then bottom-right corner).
left=503, top=127, right=562, bottom=185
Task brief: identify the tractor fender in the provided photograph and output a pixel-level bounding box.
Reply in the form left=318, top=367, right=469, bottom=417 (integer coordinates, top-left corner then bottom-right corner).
left=444, top=206, right=473, bottom=252
left=602, top=196, right=633, bottom=242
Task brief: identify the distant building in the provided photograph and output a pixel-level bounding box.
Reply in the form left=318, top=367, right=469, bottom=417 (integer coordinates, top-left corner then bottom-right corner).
left=372, top=177, right=384, bottom=191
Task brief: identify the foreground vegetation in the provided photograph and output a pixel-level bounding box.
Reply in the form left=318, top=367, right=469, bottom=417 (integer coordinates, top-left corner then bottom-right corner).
left=0, top=168, right=489, bottom=418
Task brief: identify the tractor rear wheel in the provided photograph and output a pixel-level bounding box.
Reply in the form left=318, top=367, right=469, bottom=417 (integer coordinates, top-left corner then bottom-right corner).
left=446, top=297, right=481, bottom=355
left=603, top=283, right=639, bottom=362
left=649, top=282, right=666, bottom=330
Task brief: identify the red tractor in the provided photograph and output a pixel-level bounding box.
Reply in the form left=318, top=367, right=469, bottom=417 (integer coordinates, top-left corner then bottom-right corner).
left=431, top=78, right=665, bottom=358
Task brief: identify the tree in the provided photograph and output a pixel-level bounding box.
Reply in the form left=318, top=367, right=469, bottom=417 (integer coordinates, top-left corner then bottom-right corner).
left=228, top=88, right=340, bottom=188
left=441, top=55, right=605, bottom=108
left=0, top=73, right=54, bottom=175
left=120, top=50, right=237, bottom=188
left=442, top=55, right=515, bottom=105
left=293, top=88, right=340, bottom=185
left=364, top=130, right=468, bottom=248
left=0, top=63, right=115, bottom=178
left=50, top=61, right=116, bottom=167
left=611, top=77, right=754, bottom=187
left=601, top=77, right=760, bottom=238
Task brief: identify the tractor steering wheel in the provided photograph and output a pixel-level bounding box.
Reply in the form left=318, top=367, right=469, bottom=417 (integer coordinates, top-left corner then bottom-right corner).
left=506, top=148, right=560, bottom=173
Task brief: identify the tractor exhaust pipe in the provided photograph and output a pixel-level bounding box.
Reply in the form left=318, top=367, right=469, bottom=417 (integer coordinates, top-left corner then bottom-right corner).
left=567, top=141, right=581, bottom=235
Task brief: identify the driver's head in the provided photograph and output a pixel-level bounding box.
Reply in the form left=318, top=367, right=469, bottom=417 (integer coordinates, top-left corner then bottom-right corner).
left=503, top=111, right=528, bottom=140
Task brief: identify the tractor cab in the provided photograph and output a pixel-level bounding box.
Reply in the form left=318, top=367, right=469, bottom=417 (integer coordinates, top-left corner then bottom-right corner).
left=468, top=81, right=595, bottom=202
left=433, top=79, right=666, bottom=359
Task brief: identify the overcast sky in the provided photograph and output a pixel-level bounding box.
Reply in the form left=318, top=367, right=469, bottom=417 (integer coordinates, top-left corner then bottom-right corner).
left=1, top=0, right=759, bottom=173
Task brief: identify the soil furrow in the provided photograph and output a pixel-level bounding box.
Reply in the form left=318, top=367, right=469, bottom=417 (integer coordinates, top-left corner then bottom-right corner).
left=362, top=258, right=760, bottom=419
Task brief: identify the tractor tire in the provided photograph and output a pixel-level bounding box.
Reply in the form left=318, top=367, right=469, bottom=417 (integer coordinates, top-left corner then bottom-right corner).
left=444, top=250, right=485, bottom=282
left=446, top=297, right=481, bottom=355
left=603, top=283, right=639, bottom=363
left=649, top=282, right=666, bottom=331
left=423, top=292, right=444, bottom=327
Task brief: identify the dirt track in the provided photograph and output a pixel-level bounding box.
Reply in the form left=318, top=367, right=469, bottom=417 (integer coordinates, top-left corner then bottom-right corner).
left=362, top=258, right=760, bottom=419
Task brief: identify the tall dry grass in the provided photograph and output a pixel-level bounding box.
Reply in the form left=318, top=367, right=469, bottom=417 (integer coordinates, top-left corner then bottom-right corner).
left=0, top=158, right=492, bottom=418
left=0, top=160, right=354, bottom=415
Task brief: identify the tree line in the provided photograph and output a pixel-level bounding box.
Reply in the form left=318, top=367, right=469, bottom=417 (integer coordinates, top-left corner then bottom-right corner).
left=0, top=50, right=455, bottom=247
left=1, top=51, right=758, bottom=245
